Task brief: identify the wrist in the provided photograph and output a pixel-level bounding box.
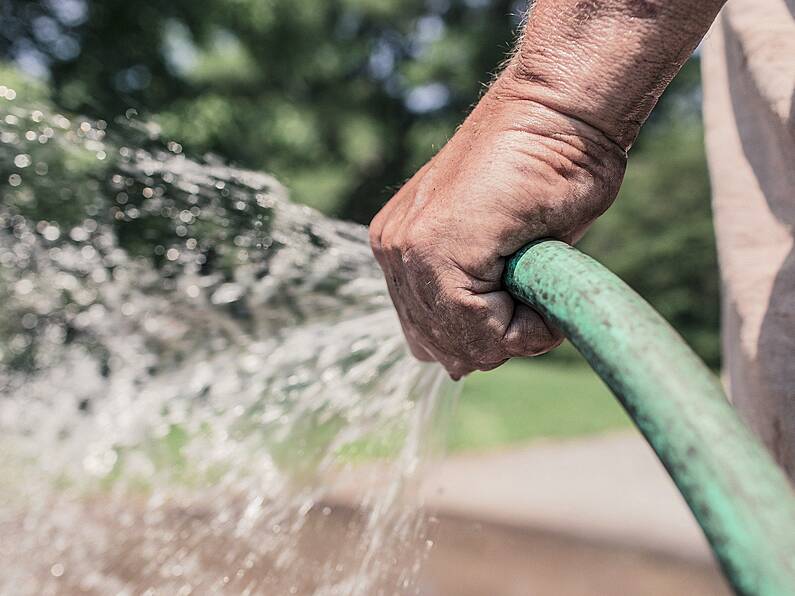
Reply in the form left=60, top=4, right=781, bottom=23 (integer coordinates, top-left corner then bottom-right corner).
left=467, top=76, right=628, bottom=241
left=485, top=70, right=628, bottom=163
left=499, top=54, right=642, bottom=152
left=503, top=0, right=725, bottom=150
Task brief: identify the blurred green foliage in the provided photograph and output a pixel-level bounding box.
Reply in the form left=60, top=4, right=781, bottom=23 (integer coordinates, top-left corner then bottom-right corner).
left=4, top=0, right=523, bottom=219
left=2, top=0, right=719, bottom=365
left=451, top=359, right=631, bottom=451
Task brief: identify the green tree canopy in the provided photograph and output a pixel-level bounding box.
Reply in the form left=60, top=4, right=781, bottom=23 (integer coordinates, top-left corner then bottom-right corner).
left=2, top=0, right=719, bottom=365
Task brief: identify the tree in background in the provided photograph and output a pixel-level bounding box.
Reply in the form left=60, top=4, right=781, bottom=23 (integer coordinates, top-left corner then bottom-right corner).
left=3, top=0, right=526, bottom=219
left=1, top=0, right=719, bottom=365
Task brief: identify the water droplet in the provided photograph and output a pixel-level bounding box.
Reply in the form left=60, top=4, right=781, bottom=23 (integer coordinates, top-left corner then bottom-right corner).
left=0, top=104, right=443, bottom=596
left=69, top=227, right=87, bottom=242
left=21, top=313, right=38, bottom=329
left=14, top=279, right=33, bottom=296
left=42, top=224, right=60, bottom=241
left=211, top=283, right=244, bottom=305
left=14, top=154, right=31, bottom=168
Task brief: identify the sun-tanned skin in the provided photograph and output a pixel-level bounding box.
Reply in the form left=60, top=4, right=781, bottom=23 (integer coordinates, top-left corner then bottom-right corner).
left=370, top=0, right=727, bottom=379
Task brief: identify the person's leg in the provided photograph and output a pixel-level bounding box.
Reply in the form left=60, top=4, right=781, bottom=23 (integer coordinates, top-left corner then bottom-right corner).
left=701, top=0, right=795, bottom=480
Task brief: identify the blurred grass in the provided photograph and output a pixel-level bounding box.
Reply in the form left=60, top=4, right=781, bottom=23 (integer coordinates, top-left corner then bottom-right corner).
left=341, top=355, right=633, bottom=461
left=448, top=358, right=632, bottom=453
left=68, top=357, right=631, bottom=488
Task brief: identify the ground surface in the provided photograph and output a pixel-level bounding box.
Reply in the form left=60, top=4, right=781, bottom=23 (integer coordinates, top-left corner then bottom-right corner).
left=2, top=499, right=728, bottom=596
left=330, top=432, right=732, bottom=595
left=423, top=514, right=729, bottom=596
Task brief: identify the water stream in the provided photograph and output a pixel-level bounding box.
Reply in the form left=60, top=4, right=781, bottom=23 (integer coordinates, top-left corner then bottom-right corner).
left=0, top=93, right=459, bottom=595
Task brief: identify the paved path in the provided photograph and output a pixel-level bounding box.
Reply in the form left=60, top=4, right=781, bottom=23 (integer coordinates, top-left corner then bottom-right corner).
left=331, top=431, right=714, bottom=561
left=417, top=431, right=713, bottom=561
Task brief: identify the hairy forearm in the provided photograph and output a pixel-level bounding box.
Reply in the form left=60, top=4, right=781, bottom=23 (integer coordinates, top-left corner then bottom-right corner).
left=503, top=0, right=726, bottom=150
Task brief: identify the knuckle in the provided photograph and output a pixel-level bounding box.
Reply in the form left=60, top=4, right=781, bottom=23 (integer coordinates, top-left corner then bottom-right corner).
left=379, top=228, right=400, bottom=255
left=368, top=225, right=383, bottom=254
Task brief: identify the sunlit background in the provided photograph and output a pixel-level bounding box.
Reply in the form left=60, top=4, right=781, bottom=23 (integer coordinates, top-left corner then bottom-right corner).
left=1, top=1, right=726, bottom=594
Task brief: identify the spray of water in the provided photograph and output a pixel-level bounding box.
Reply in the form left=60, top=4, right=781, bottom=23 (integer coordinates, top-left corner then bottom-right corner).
left=0, top=87, right=459, bottom=595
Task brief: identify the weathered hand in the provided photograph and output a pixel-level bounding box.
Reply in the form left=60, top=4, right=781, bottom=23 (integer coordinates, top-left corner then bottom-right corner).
left=369, top=70, right=627, bottom=379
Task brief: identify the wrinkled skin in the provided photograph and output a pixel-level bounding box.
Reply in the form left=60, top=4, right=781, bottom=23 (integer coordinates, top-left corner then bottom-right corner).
left=370, top=0, right=726, bottom=380
left=369, top=69, right=627, bottom=379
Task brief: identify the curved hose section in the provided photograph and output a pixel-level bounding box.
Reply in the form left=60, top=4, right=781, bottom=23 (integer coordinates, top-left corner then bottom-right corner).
left=504, top=240, right=795, bottom=596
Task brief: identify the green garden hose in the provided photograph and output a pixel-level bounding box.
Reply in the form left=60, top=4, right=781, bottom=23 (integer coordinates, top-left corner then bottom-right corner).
left=503, top=240, right=795, bottom=596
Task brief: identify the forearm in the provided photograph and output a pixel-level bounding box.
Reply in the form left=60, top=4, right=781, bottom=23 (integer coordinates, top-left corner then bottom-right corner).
left=503, top=0, right=726, bottom=150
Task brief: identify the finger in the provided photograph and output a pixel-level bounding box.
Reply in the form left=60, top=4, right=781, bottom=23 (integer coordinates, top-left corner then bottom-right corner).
left=369, top=198, right=399, bottom=244
left=368, top=163, right=434, bottom=264
left=369, top=210, right=394, bottom=268
left=399, top=326, right=474, bottom=380
left=438, top=355, right=474, bottom=381
left=564, top=220, right=594, bottom=245
left=400, top=320, right=436, bottom=362
left=386, top=284, right=437, bottom=363
left=474, top=358, right=509, bottom=372
left=379, top=250, right=437, bottom=363
left=431, top=290, right=516, bottom=372
left=369, top=194, right=409, bottom=270
left=501, top=303, right=565, bottom=357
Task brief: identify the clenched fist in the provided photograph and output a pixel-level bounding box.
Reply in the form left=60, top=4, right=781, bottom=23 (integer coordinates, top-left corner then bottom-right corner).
left=369, top=66, right=626, bottom=379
